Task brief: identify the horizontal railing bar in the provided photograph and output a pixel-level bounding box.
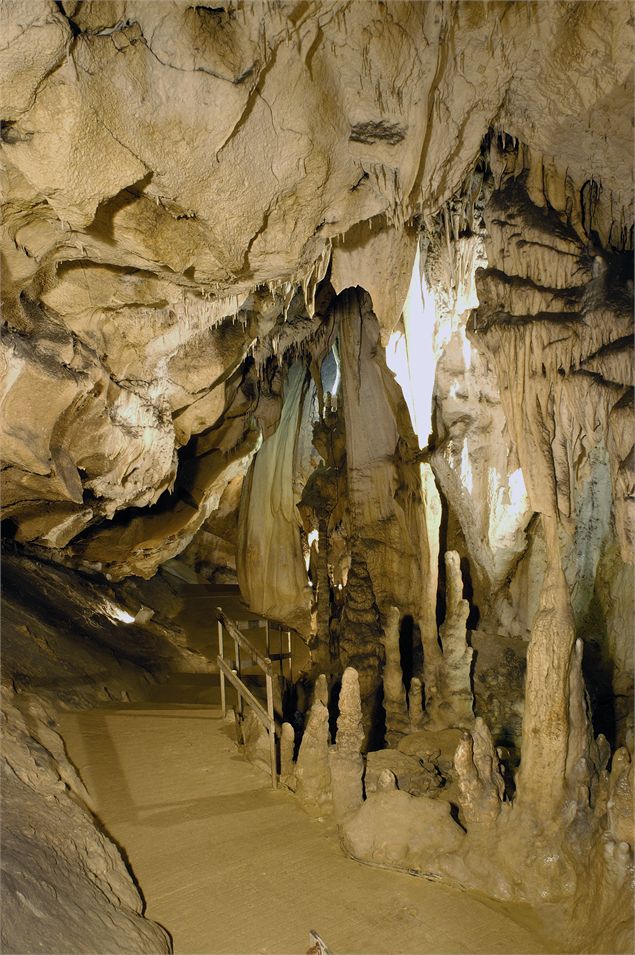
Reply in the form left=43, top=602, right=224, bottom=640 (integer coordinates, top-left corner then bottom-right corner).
left=267, top=653, right=292, bottom=661
left=234, top=619, right=289, bottom=633
left=216, top=608, right=272, bottom=674
left=217, top=657, right=272, bottom=729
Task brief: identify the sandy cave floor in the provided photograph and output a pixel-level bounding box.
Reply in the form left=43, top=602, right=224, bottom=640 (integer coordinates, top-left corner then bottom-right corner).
left=56, top=668, right=557, bottom=955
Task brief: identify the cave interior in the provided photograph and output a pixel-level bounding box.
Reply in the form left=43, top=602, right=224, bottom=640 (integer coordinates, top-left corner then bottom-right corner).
left=1, top=2, right=634, bottom=954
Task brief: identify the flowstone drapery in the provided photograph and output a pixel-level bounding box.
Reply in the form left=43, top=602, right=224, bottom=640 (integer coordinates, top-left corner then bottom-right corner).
left=236, top=363, right=313, bottom=635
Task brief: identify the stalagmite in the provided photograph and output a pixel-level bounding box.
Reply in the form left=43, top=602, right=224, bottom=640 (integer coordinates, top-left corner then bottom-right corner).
left=515, top=517, right=578, bottom=818
left=333, top=668, right=364, bottom=755
left=314, top=673, right=329, bottom=708
left=280, top=721, right=296, bottom=792
left=328, top=667, right=364, bottom=821
left=454, top=718, right=505, bottom=826
left=408, top=677, right=425, bottom=732
left=240, top=709, right=272, bottom=776
left=295, top=695, right=332, bottom=818
left=381, top=606, right=410, bottom=746
left=607, top=749, right=634, bottom=845
left=426, top=552, right=474, bottom=731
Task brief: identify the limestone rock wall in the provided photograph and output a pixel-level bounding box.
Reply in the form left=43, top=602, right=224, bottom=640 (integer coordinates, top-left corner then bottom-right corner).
left=0, top=552, right=214, bottom=954
left=474, top=138, right=634, bottom=745
left=2, top=688, right=171, bottom=955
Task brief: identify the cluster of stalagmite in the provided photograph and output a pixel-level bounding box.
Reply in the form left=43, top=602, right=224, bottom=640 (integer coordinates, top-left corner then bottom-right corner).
left=279, top=668, right=364, bottom=821
left=382, top=549, right=474, bottom=746
left=212, top=576, right=632, bottom=953
left=454, top=719, right=505, bottom=827
left=310, top=495, right=631, bottom=952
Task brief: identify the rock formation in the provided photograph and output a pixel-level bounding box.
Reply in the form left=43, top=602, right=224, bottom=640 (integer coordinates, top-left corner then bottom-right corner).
left=294, top=690, right=332, bottom=819
left=1, top=1, right=633, bottom=951
left=365, top=750, right=440, bottom=799
left=280, top=721, right=297, bottom=792
left=381, top=606, right=410, bottom=746
left=0, top=553, right=199, bottom=954
left=237, top=361, right=314, bottom=634
left=454, top=718, right=505, bottom=827
left=340, top=778, right=465, bottom=874
left=328, top=666, right=364, bottom=822
left=426, top=551, right=474, bottom=731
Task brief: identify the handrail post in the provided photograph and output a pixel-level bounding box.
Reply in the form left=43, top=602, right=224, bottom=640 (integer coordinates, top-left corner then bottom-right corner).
left=216, top=607, right=280, bottom=789
left=234, top=637, right=243, bottom=722
left=265, top=666, right=277, bottom=789
left=287, top=630, right=292, bottom=683
left=278, top=625, right=283, bottom=677
left=218, top=619, right=226, bottom=717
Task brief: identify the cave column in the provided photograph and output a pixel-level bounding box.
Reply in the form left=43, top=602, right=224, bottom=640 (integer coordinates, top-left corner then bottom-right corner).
left=316, top=516, right=331, bottom=664
left=336, top=287, right=427, bottom=739
left=515, top=514, right=577, bottom=815
left=485, top=363, right=597, bottom=821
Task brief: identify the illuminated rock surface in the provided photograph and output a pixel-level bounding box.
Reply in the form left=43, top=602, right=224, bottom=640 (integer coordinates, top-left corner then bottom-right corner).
left=1, top=1, right=633, bottom=953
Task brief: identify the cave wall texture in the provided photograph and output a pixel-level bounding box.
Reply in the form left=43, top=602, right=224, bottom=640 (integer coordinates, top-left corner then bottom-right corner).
left=1, top=1, right=634, bottom=953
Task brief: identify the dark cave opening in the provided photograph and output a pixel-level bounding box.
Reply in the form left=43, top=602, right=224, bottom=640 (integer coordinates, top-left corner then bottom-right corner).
left=398, top=614, right=416, bottom=693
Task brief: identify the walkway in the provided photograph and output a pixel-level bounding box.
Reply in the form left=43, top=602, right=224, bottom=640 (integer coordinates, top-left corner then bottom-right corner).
left=57, top=678, right=553, bottom=955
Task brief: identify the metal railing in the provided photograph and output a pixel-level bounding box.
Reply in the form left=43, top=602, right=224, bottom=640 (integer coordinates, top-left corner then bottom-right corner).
left=216, top=608, right=291, bottom=789
left=233, top=616, right=293, bottom=683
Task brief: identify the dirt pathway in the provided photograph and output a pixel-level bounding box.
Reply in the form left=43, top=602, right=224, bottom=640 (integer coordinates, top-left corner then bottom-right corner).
left=58, top=688, right=553, bottom=955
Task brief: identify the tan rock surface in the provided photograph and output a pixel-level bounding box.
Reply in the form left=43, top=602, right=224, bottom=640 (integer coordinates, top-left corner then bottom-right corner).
left=1, top=3, right=633, bottom=951
left=2, top=0, right=632, bottom=568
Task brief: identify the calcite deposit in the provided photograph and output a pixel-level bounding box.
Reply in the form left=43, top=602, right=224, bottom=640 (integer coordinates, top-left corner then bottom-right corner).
left=1, top=1, right=633, bottom=953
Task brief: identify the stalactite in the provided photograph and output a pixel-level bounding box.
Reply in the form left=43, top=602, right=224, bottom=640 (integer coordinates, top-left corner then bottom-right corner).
left=236, top=362, right=313, bottom=635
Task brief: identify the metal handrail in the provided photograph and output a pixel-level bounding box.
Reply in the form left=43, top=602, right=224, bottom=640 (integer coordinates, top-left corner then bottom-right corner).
left=231, top=616, right=293, bottom=682
left=216, top=607, right=278, bottom=788
left=217, top=608, right=272, bottom=672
